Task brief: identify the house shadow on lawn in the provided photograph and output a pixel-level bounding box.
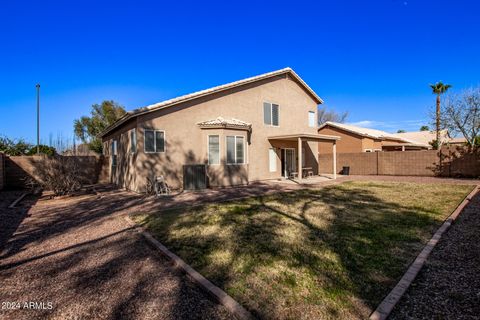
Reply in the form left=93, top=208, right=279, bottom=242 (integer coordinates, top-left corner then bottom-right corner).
left=138, top=182, right=465, bottom=319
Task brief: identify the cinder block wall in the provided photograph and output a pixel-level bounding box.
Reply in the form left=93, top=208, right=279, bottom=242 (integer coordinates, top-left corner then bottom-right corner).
left=5, top=155, right=106, bottom=189
left=319, top=149, right=480, bottom=177
left=0, top=153, right=5, bottom=190
left=319, top=152, right=378, bottom=175
left=378, top=151, right=439, bottom=176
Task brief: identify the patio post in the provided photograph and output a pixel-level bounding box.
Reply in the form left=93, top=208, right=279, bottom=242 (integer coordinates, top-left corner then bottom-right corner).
left=333, top=141, right=337, bottom=179
left=402, top=145, right=405, bottom=152
left=298, top=137, right=302, bottom=181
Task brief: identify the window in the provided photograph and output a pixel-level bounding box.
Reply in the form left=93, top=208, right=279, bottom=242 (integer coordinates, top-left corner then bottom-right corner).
left=111, top=140, right=118, bottom=166
left=144, top=129, right=165, bottom=153
left=302, top=147, right=306, bottom=167
left=226, top=136, right=245, bottom=164
left=208, top=135, right=220, bottom=165
left=364, top=149, right=372, bottom=152
left=263, top=102, right=279, bottom=126
left=130, top=129, right=136, bottom=153
left=269, top=148, right=277, bottom=172
left=308, top=111, right=316, bottom=127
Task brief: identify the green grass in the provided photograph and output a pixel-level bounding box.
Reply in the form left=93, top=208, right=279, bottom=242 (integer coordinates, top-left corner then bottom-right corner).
left=132, top=181, right=474, bottom=319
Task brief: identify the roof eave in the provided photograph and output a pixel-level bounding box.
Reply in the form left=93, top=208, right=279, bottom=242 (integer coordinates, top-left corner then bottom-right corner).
left=100, top=68, right=323, bottom=137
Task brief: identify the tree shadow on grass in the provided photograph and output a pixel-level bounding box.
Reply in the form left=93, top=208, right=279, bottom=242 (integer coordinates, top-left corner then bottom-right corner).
left=139, top=182, right=452, bottom=319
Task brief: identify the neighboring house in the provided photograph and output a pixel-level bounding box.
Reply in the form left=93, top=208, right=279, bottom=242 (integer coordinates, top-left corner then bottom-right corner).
left=318, top=122, right=430, bottom=153
left=392, top=130, right=466, bottom=147
left=100, top=68, right=339, bottom=192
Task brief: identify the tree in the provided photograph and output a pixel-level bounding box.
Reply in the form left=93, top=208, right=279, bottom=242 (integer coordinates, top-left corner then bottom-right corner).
left=397, top=129, right=406, bottom=133
left=420, top=125, right=430, bottom=131
left=430, top=82, right=452, bottom=149
left=74, top=100, right=126, bottom=153
left=317, top=106, right=348, bottom=125
left=0, top=136, right=32, bottom=156
left=26, top=144, right=56, bottom=156
left=439, top=87, right=480, bottom=149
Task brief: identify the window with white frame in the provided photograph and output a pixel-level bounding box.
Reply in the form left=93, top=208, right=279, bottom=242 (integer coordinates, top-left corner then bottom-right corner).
left=364, top=149, right=372, bottom=152
left=144, top=129, right=165, bottom=153
left=263, top=102, right=279, bottom=126
left=111, top=140, right=118, bottom=166
left=130, top=129, right=136, bottom=153
left=208, top=135, right=220, bottom=165
left=226, top=136, right=245, bottom=164
left=308, top=111, right=316, bottom=127
left=268, top=148, right=277, bottom=172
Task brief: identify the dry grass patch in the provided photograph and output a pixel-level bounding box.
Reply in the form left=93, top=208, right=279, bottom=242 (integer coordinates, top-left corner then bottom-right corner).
left=133, top=181, right=473, bottom=319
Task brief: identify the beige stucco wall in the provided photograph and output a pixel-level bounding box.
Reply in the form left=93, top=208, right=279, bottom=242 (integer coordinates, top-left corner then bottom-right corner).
left=318, top=126, right=363, bottom=154
left=361, top=137, right=383, bottom=151
left=103, top=74, right=320, bottom=192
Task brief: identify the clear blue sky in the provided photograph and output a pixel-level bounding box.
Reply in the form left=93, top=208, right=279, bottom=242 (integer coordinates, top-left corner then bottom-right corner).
left=1, top=0, right=479, bottom=144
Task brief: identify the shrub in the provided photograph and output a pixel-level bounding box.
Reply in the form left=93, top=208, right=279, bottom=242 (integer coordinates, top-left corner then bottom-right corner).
left=26, top=145, right=57, bottom=156
left=34, top=156, right=83, bottom=196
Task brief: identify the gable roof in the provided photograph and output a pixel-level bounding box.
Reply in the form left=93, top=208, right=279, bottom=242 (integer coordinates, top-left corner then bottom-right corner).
left=318, top=121, right=431, bottom=147
left=100, top=67, right=322, bottom=138
left=392, top=130, right=449, bottom=145
left=318, top=122, right=404, bottom=141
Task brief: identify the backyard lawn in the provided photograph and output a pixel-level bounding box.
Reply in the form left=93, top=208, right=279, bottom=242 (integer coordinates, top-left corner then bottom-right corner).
left=132, top=181, right=474, bottom=319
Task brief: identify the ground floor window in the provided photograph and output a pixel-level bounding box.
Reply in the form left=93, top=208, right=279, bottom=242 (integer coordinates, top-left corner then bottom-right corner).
left=111, top=140, right=118, bottom=166
left=144, top=129, right=165, bottom=153
left=269, top=148, right=276, bottom=172
left=208, top=135, right=220, bottom=164
left=226, top=136, right=245, bottom=164
left=130, top=129, right=137, bottom=153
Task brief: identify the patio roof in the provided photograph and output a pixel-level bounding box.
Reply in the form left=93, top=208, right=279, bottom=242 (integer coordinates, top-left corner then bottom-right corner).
left=268, top=133, right=340, bottom=141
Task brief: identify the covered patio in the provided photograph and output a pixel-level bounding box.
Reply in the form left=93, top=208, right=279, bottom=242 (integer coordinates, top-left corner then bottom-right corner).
left=268, top=133, right=340, bottom=180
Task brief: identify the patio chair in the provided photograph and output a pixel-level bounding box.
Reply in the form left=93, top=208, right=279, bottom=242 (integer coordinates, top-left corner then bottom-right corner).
left=154, top=175, right=171, bottom=196
left=289, top=171, right=299, bottom=179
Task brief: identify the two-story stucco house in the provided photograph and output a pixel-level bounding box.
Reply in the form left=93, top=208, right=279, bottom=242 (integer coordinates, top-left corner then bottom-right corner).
left=100, top=68, right=339, bottom=192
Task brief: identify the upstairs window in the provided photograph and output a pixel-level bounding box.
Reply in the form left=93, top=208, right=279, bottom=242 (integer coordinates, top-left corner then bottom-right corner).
left=308, top=111, right=316, bottom=127
left=144, top=129, right=165, bottom=153
left=263, top=102, right=279, bottom=126
left=226, top=136, right=245, bottom=164
left=130, top=129, right=137, bottom=153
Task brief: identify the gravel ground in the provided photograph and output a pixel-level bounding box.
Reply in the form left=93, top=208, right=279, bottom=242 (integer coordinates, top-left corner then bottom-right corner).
left=0, top=187, right=230, bottom=320
left=390, top=191, right=480, bottom=319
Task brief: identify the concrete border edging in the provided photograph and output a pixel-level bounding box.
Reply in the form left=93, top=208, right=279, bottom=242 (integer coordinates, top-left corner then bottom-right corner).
left=124, top=216, right=254, bottom=320
left=8, top=192, right=29, bottom=209
left=370, top=185, right=480, bottom=320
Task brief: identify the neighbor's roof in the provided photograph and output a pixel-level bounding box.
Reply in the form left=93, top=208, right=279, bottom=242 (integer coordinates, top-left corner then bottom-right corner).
left=100, top=67, right=323, bottom=138
left=319, top=122, right=404, bottom=141
left=318, top=121, right=431, bottom=147
left=449, top=137, right=467, bottom=144
left=197, top=117, right=252, bottom=130
left=392, top=130, right=449, bottom=145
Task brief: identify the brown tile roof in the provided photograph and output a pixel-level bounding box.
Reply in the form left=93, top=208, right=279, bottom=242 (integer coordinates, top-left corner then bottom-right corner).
left=197, top=117, right=252, bottom=130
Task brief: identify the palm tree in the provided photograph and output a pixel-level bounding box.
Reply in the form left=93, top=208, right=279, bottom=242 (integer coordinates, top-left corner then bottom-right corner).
left=430, top=82, right=452, bottom=149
